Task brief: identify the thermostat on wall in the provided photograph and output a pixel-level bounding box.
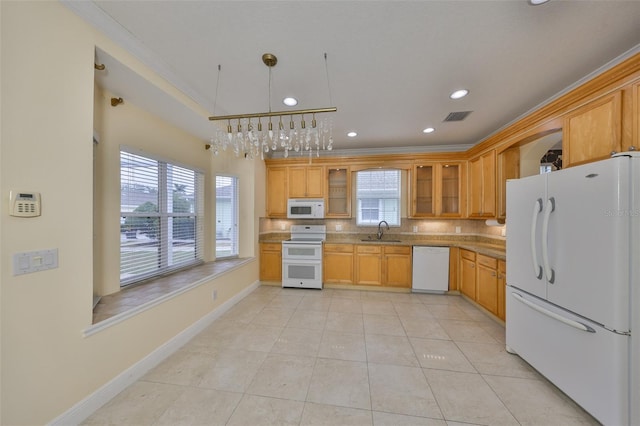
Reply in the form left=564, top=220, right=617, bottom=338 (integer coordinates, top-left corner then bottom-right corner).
left=9, top=191, right=41, bottom=217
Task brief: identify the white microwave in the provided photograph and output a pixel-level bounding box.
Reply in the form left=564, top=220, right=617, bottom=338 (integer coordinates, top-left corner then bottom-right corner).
left=287, top=198, right=325, bottom=219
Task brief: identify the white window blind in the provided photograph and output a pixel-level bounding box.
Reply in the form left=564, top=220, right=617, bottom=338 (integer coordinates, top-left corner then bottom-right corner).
left=120, top=150, right=204, bottom=286
left=216, top=175, right=239, bottom=258
left=356, top=169, right=401, bottom=226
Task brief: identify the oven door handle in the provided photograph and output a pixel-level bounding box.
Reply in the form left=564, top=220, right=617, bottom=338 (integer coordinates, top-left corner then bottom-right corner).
left=282, top=259, right=322, bottom=264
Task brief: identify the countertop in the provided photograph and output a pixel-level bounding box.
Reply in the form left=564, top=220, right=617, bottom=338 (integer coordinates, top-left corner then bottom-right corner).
left=260, top=232, right=506, bottom=260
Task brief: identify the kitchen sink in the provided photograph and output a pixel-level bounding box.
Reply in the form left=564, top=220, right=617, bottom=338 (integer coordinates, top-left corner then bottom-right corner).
left=360, top=239, right=403, bottom=243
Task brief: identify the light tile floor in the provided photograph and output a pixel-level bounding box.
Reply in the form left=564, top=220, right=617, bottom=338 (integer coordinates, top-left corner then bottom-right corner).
left=83, top=285, right=599, bottom=425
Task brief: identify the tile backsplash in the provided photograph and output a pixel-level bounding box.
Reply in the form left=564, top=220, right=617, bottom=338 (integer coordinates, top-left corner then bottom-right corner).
left=260, top=217, right=505, bottom=239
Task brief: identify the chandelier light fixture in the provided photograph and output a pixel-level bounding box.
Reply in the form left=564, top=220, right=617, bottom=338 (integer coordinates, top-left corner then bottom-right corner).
left=207, top=53, right=337, bottom=160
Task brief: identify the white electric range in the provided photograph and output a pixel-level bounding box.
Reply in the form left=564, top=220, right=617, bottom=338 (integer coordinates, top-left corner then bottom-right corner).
left=281, top=225, right=326, bottom=289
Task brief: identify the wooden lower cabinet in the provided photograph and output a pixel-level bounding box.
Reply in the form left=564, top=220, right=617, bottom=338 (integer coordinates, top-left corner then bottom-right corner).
left=325, top=244, right=412, bottom=288
left=355, top=245, right=383, bottom=286
left=476, top=254, right=498, bottom=315
left=459, top=249, right=476, bottom=299
left=497, top=260, right=506, bottom=321
left=259, top=243, right=282, bottom=281
left=383, top=246, right=412, bottom=288
left=323, top=243, right=354, bottom=284
left=458, top=248, right=506, bottom=321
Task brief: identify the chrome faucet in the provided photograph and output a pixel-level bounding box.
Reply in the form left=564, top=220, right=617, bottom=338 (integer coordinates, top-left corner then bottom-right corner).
left=377, top=220, right=390, bottom=240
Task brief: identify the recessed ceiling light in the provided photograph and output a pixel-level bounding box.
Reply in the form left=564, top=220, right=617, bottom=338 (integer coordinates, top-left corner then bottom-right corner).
left=528, top=0, right=550, bottom=5
left=450, top=89, right=469, bottom=100
left=423, top=127, right=435, bottom=134
left=347, top=131, right=357, bottom=137
left=283, top=97, right=298, bottom=106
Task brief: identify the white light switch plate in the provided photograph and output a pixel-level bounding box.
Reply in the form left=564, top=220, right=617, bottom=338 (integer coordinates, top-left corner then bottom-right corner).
left=13, top=249, right=58, bottom=275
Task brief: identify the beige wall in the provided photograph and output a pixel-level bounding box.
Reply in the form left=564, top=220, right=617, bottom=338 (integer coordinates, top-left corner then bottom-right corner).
left=1, top=2, right=261, bottom=424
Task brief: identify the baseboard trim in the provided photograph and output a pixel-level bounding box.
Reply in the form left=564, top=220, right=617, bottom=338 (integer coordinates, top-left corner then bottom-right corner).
left=49, top=280, right=260, bottom=426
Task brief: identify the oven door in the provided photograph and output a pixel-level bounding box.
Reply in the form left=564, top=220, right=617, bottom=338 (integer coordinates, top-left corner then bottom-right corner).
left=282, top=259, right=322, bottom=289
left=282, top=243, right=323, bottom=261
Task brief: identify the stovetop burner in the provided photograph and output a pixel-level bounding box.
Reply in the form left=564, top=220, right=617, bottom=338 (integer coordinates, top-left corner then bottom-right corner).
left=285, top=225, right=326, bottom=244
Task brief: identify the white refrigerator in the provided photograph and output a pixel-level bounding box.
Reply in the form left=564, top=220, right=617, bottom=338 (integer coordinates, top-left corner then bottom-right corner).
left=506, top=152, right=639, bottom=426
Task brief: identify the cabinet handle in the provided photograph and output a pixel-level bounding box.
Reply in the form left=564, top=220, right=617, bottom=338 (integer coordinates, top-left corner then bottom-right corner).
left=491, top=272, right=496, bottom=277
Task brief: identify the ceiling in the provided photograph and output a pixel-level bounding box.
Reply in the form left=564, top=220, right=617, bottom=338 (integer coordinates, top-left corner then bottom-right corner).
left=67, top=1, right=640, bottom=156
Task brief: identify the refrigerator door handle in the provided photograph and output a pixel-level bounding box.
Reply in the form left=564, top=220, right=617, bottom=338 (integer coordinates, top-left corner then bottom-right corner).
left=531, top=198, right=544, bottom=280
left=511, top=292, right=595, bottom=333
left=541, top=196, right=556, bottom=284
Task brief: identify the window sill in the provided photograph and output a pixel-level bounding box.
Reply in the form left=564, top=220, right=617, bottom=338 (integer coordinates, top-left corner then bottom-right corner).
left=85, top=257, right=255, bottom=337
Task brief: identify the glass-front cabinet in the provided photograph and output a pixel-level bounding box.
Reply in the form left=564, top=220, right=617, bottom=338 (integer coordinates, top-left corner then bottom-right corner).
left=411, top=162, right=463, bottom=217
left=326, top=167, right=351, bottom=217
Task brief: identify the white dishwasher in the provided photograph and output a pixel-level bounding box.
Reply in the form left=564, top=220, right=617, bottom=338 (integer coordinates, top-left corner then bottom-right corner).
left=412, top=246, right=450, bottom=293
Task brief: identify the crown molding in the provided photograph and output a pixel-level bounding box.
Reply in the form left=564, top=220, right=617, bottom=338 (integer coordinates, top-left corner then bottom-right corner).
left=265, top=143, right=473, bottom=159
left=61, top=0, right=211, bottom=111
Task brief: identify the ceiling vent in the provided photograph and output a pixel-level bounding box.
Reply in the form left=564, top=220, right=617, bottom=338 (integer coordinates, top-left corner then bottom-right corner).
left=443, top=111, right=472, bottom=122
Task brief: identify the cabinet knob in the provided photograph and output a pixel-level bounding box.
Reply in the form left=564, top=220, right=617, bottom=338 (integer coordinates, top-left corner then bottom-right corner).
left=629, top=146, right=637, bottom=151
left=611, top=151, right=618, bottom=156
left=492, top=272, right=497, bottom=277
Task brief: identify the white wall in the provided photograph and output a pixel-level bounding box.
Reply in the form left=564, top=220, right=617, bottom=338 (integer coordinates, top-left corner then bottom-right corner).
left=0, top=2, right=261, bottom=424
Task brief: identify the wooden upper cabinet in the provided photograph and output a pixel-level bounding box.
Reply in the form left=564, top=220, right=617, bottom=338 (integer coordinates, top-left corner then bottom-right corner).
left=498, top=146, right=520, bottom=220
left=288, top=166, right=324, bottom=198
left=468, top=150, right=496, bottom=218
left=564, top=91, right=622, bottom=167
left=411, top=162, right=463, bottom=217
left=632, top=82, right=640, bottom=152
left=326, top=167, right=351, bottom=217
left=266, top=166, right=288, bottom=217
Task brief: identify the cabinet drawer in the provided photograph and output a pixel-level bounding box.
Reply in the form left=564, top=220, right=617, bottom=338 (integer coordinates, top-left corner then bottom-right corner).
left=356, top=245, right=382, bottom=254
left=460, top=249, right=476, bottom=261
left=477, top=254, right=497, bottom=269
left=384, top=245, right=411, bottom=255
left=324, top=243, right=354, bottom=253
left=261, top=243, right=282, bottom=251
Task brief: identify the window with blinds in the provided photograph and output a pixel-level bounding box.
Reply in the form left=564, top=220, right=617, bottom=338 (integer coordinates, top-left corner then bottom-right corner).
left=355, top=169, right=401, bottom=226
left=215, top=175, right=239, bottom=258
left=120, top=150, right=204, bottom=286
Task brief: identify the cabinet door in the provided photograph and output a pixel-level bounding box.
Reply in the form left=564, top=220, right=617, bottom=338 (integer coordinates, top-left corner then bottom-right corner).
left=564, top=91, right=622, bottom=167
left=632, top=82, right=640, bottom=153
left=413, top=163, right=463, bottom=217
left=498, top=146, right=520, bottom=220
left=355, top=245, right=382, bottom=286
left=481, top=151, right=496, bottom=217
left=326, top=167, right=351, bottom=217
left=266, top=167, right=287, bottom=217
left=497, top=260, right=506, bottom=321
left=440, top=163, right=462, bottom=216
left=477, top=263, right=498, bottom=315
left=288, top=167, right=307, bottom=198
left=383, top=246, right=412, bottom=288
left=468, top=157, right=483, bottom=217
left=460, top=256, right=476, bottom=299
left=305, top=166, right=324, bottom=198
left=468, top=151, right=496, bottom=217
left=288, top=166, right=324, bottom=198
left=413, top=164, right=435, bottom=216
left=260, top=243, right=282, bottom=281
left=324, top=244, right=354, bottom=284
